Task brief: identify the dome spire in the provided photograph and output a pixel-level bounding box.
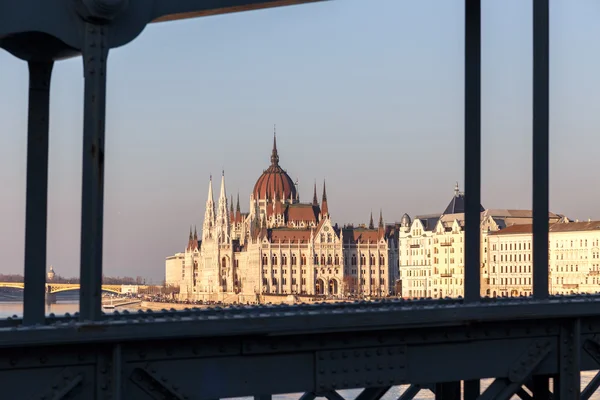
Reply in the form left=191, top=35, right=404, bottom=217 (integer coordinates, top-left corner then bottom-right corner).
left=271, top=125, right=279, bottom=166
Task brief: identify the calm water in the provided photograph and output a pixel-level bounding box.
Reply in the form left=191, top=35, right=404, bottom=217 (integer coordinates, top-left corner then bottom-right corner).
left=0, top=300, right=598, bottom=399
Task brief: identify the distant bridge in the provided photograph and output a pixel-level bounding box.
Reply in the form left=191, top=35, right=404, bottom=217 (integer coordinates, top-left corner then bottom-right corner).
left=0, top=283, right=146, bottom=295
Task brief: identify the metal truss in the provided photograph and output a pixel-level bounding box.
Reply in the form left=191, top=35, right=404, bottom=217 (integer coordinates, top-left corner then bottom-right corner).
left=0, top=298, right=600, bottom=399
left=3, top=0, right=592, bottom=399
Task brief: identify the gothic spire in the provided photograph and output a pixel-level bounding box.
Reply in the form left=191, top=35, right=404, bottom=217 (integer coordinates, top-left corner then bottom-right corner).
left=270, top=126, right=279, bottom=166
left=321, top=179, right=329, bottom=218
left=236, top=193, right=240, bottom=212
left=207, top=175, right=214, bottom=203
left=193, top=225, right=198, bottom=240
left=202, top=176, right=216, bottom=241
left=219, top=171, right=227, bottom=200
left=189, top=226, right=193, bottom=240
left=379, top=209, right=384, bottom=229
left=312, top=181, right=318, bottom=206
left=230, top=195, right=234, bottom=214
left=369, top=211, right=374, bottom=229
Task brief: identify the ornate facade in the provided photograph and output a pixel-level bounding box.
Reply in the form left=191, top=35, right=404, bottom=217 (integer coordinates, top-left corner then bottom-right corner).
left=169, top=134, right=399, bottom=302
left=398, top=184, right=564, bottom=299
left=487, top=220, right=600, bottom=297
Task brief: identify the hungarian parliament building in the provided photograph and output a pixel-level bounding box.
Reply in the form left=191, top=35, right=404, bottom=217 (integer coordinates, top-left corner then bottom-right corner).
left=165, top=135, right=399, bottom=302
left=166, top=135, right=600, bottom=302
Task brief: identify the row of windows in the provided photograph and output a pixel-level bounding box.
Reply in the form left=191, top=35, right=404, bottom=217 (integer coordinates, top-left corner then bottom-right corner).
left=261, top=254, right=387, bottom=267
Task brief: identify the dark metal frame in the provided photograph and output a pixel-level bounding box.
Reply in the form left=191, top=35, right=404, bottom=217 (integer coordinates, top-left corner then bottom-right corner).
left=2, top=0, right=591, bottom=399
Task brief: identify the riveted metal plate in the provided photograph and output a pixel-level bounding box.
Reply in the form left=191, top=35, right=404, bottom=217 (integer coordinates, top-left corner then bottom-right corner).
left=508, top=339, right=553, bottom=383
left=315, top=346, right=408, bottom=391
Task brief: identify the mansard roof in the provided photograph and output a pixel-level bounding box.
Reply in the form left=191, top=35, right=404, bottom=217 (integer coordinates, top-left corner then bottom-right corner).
left=413, top=214, right=441, bottom=231
left=441, top=183, right=484, bottom=215
left=443, top=192, right=484, bottom=215
left=341, top=227, right=385, bottom=244
left=286, top=203, right=320, bottom=223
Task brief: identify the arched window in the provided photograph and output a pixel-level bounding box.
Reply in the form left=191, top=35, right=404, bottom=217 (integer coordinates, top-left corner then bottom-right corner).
left=379, top=255, right=385, bottom=266
left=327, top=234, right=332, bottom=243
left=221, top=257, right=227, bottom=269
left=291, top=254, right=297, bottom=266
left=262, top=255, right=268, bottom=266
left=272, top=255, right=278, bottom=266
left=370, top=255, right=375, bottom=266
left=301, top=255, right=307, bottom=266
left=360, top=254, right=366, bottom=266
left=321, top=254, right=326, bottom=265
left=314, top=255, right=319, bottom=264
left=351, top=255, right=357, bottom=266
left=334, top=255, right=339, bottom=266
left=327, top=255, right=332, bottom=265
left=282, top=254, right=287, bottom=266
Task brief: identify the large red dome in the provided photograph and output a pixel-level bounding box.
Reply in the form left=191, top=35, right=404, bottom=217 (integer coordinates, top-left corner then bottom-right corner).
left=253, top=135, right=297, bottom=201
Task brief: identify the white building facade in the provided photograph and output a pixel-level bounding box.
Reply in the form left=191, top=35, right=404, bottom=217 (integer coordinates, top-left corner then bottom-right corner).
left=166, top=135, right=399, bottom=303
left=487, top=220, right=600, bottom=296
left=398, top=183, right=563, bottom=299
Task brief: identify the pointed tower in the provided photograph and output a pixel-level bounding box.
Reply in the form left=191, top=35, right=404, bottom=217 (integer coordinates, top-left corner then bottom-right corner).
left=369, top=211, right=374, bottom=229
left=202, top=176, right=216, bottom=241
left=215, top=171, right=230, bottom=243
left=379, top=209, right=384, bottom=229
left=235, top=193, right=241, bottom=223
left=312, top=181, right=318, bottom=206
left=321, top=179, right=329, bottom=219
left=271, top=127, right=279, bottom=166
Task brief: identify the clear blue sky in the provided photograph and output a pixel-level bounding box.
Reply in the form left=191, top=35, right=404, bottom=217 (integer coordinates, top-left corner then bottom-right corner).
left=1, top=0, right=599, bottom=282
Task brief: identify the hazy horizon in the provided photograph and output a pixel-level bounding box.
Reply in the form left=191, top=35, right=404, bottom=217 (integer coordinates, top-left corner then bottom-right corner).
left=2, top=0, right=600, bottom=282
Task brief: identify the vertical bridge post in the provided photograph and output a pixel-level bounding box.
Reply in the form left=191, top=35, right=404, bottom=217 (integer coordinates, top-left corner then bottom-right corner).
left=79, top=23, right=109, bottom=321
left=532, top=0, right=550, bottom=300
left=463, top=0, right=481, bottom=305
left=463, top=1, right=481, bottom=398
left=23, top=60, right=54, bottom=326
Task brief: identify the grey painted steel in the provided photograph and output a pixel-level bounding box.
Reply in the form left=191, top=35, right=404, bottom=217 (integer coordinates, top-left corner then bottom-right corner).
left=558, top=319, right=581, bottom=399
left=23, top=60, right=53, bottom=326
left=463, top=0, right=481, bottom=307
left=0, top=306, right=600, bottom=398
left=79, top=22, right=109, bottom=322
left=532, top=0, right=550, bottom=300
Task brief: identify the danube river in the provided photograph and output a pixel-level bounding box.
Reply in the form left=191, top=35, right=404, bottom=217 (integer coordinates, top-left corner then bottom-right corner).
left=0, top=299, right=599, bottom=399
